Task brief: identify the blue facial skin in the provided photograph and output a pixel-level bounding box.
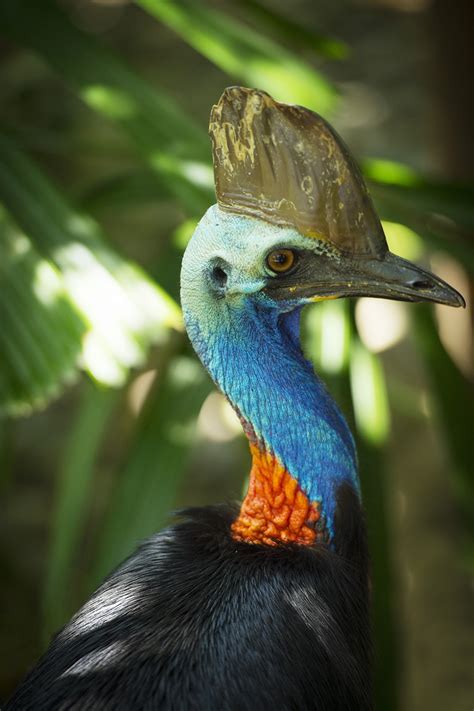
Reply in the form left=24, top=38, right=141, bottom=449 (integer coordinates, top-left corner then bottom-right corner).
left=181, top=205, right=359, bottom=539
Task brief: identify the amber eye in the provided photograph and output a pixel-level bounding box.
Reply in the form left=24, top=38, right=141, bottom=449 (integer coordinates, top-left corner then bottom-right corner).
left=266, top=249, right=296, bottom=274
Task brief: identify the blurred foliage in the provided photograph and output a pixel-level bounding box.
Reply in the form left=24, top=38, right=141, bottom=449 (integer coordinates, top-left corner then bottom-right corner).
left=0, top=1, right=473, bottom=709
left=0, top=134, right=181, bottom=402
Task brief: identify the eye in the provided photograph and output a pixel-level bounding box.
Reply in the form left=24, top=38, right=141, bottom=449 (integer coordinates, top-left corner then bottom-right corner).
left=266, top=249, right=296, bottom=274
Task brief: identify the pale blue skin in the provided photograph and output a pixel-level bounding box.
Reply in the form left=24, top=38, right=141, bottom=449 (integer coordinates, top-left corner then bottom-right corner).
left=181, top=205, right=359, bottom=538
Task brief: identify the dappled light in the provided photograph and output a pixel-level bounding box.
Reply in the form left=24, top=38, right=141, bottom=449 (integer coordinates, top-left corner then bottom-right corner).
left=32, top=261, right=64, bottom=307
left=197, top=392, right=242, bottom=443
left=0, top=1, right=472, bottom=709
left=139, top=0, right=336, bottom=114
left=306, top=301, right=350, bottom=375
left=356, top=299, right=408, bottom=353
left=382, top=220, right=424, bottom=260
left=0, top=213, right=85, bottom=415
left=350, top=340, right=390, bottom=446
left=82, top=84, right=138, bottom=120
left=432, top=253, right=473, bottom=377
left=364, top=158, right=420, bottom=187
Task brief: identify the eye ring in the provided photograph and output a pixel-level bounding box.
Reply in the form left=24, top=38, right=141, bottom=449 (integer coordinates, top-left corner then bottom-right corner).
left=266, top=249, right=296, bottom=274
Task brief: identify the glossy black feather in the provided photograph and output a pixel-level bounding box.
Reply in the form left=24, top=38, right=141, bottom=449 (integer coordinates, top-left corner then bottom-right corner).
left=6, top=483, right=372, bottom=710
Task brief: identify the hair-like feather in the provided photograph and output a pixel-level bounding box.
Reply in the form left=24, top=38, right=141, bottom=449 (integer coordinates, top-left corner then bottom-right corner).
left=6, top=485, right=371, bottom=711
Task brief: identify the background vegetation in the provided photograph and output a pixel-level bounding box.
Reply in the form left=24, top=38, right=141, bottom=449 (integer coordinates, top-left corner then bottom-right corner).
left=0, top=1, right=472, bottom=709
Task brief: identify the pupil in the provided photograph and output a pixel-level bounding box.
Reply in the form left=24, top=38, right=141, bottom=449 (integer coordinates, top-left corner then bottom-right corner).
left=266, top=249, right=294, bottom=273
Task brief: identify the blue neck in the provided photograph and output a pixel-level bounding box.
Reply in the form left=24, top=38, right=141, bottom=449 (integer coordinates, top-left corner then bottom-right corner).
left=186, top=302, right=359, bottom=537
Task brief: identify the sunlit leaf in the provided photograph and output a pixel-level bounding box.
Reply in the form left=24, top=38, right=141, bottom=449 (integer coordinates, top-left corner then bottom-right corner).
left=364, top=158, right=421, bottom=187
left=137, top=0, right=336, bottom=115
left=0, top=211, right=85, bottom=416
left=0, top=135, right=181, bottom=395
left=235, top=0, right=348, bottom=60
left=0, top=0, right=213, bottom=216
left=305, top=300, right=351, bottom=375
left=382, top=220, right=424, bottom=262
left=350, top=338, right=390, bottom=446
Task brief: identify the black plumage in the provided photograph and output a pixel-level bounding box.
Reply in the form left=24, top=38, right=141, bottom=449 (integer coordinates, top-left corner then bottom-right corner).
left=6, top=484, right=372, bottom=711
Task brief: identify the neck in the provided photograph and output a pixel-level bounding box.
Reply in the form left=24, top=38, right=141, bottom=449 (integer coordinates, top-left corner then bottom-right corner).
left=186, top=301, right=359, bottom=544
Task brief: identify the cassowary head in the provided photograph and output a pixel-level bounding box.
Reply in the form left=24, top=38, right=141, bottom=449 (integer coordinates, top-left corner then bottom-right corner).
left=182, top=87, right=463, bottom=330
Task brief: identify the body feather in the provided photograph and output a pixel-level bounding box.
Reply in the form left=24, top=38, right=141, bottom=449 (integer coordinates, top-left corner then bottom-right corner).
left=6, top=486, right=371, bottom=711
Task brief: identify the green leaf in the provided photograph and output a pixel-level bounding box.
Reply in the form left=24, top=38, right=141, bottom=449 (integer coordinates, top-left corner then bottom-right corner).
left=80, top=171, right=168, bottom=213
left=365, top=159, right=474, bottom=271
left=137, top=0, right=337, bottom=115
left=377, top=197, right=474, bottom=273
left=350, top=338, right=390, bottom=446
left=411, top=306, right=474, bottom=526
left=43, top=382, right=117, bottom=638
left=304, top=300, right=351, bottom=376
left=365, top=158, right=474, bottom=228
left=348, top=332, right=398, bottom=711
left=0, top=210, right=85, bottom=416
left=234, top=0, right=348, bottom=60
left=357, top=438, right=400, bottom=711
left=88, top=351, right=212, bottom=590
left=0, top=134, right=181, bottom=396
left=0, top=0, right=213, bottom=216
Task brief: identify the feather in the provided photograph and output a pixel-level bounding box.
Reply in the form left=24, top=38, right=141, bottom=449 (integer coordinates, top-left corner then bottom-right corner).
left=6, top=485, right=372, bottom=711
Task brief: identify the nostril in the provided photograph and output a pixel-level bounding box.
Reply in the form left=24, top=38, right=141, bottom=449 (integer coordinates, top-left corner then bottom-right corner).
left=409, top=278, right=432, bottom=290
left=211, top=265, right=228, bottom=288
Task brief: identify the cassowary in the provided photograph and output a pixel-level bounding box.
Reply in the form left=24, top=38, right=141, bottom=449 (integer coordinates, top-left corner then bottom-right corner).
left=5, top=87, right=464, bottom=711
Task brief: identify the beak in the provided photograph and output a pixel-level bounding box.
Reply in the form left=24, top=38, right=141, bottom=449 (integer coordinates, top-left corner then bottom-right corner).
left=265, top=250, right=465, bottom=308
